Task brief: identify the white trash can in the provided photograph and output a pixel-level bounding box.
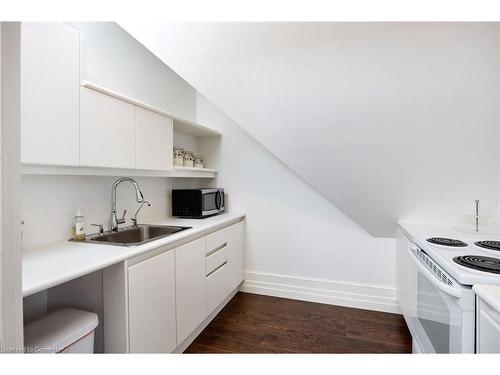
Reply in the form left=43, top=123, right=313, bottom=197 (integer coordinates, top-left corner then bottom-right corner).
left=24, top=308, right=98, bottom=353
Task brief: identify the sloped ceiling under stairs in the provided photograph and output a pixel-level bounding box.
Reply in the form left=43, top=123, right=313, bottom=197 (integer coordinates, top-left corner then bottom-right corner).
left=121, top=22, right=499, bottom=237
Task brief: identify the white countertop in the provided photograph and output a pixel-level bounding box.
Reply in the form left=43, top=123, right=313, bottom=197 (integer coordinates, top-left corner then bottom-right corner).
left=473, top=284, right=500, bottom=314
left=22, top=212, right=245, bottom=297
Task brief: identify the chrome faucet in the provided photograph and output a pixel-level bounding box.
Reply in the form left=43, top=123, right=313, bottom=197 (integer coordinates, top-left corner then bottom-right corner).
left=131, top=201, right=151, bottom=227
left=111, top=177, right=144, bottom=232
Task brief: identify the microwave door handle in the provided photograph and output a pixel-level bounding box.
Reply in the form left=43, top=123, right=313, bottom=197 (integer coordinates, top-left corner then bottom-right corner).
left=215, top=191, right=221, bottom=210
left=409, top=248, right=462, bottom=299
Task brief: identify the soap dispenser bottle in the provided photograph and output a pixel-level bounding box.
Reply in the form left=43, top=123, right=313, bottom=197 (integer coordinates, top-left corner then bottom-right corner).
left=72, top=208, right=86, bottom=241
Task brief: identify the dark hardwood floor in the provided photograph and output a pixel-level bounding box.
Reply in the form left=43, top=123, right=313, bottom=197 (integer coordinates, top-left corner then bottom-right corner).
left=185, top=292, right=412, bottom=353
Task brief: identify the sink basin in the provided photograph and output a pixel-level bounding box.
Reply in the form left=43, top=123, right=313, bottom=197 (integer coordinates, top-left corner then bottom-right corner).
left=86, top=225, right=192, bottom=247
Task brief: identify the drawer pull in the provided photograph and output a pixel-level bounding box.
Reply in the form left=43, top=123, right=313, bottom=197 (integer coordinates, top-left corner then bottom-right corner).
left=206, top=228, right=228, bottom=254
left=206, top=261, right=227, bottom=277
left=206, top=244, right=228, bottom=275
left=206, top=242, right=227, bottom=257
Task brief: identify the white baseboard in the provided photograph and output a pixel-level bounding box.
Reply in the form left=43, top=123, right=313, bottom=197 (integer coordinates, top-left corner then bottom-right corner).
left=240, top=271, right=400, bottom=314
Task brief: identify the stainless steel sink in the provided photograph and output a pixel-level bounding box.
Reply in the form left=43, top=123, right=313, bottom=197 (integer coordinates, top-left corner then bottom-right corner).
left=83, top=224, right=192, bottom=247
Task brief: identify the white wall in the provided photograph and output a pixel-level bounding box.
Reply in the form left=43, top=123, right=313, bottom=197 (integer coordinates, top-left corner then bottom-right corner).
left=197, top=94, right=396, bottom=290
left=1, top=22, right=24, bottom=350
left=123, top=22, right=500, bottom=238
left=0, top=22, right=3, bottom=347
left=70, top=22, right=197, bottom=122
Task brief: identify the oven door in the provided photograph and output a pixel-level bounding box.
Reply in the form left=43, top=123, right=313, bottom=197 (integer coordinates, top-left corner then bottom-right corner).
left=396, top=230, right=475, bottom=353
left=407, top=246, right=475, bottom=353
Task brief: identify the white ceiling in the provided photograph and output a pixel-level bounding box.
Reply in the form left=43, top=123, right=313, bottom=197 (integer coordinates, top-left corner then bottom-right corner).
left=121, top=22, right=500, bottom=237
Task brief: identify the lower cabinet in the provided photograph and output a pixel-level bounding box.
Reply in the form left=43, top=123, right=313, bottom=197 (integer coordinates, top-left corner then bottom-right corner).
left=128, top=250, right=176, bottom=353
left=476, top=298, right=500, bottom=353
left=103, top=219, right=245, bottom=353
left=207, top=263, right=229, bottom=313
left=175, top=237, right=208, bottom=345
left=227, top=221, right=245, bottom=291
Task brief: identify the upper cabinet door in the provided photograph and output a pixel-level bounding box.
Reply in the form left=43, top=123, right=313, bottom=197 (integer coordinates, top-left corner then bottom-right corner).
left=80, top=87, right=136, bottom=169
left=135, top=107, right=173, bottom=171
left=21, top=23, right=80, bottom=166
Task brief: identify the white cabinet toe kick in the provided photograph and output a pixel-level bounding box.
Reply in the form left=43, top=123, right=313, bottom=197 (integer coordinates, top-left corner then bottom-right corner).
left=103, top=220, right=245, bottom=353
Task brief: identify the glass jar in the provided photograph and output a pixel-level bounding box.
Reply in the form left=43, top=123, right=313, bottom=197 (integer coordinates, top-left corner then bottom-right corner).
left=194, top=156, right=204, bottom=169
left=183, top=150, right=194, bottom=167
left=173, top=146, right=184, bottom=166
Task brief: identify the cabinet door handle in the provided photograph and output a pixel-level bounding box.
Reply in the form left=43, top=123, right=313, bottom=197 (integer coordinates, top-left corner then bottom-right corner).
left=206, top=242, right=227, bottom=257
left=206, top=261, right=227, bottom=277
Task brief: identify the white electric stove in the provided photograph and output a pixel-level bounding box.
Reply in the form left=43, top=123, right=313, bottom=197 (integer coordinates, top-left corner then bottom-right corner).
left=396, top=222, right=500, bottom=354
left=401, top=222, right=500, bottom=286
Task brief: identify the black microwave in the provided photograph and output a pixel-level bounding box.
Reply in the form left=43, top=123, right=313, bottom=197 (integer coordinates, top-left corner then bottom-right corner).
left=172, top=189, right=225, bottom=218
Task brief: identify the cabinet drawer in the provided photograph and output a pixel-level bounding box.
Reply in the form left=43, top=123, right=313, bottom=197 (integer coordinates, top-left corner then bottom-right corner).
left=206, top=263, right=228, bottom=313
left=206, top=228, right=227, bottom=254
left=206, top=245, right=228, bottom=275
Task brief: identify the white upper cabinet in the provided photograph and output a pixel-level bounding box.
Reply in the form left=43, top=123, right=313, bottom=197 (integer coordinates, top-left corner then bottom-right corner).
left=19, top=22, right=220, bottom=177
left=80, top=87, right=136, bottom=168
left=21, top=23, right=80, bottom=166
left=135, top=107, right=173, bottom=171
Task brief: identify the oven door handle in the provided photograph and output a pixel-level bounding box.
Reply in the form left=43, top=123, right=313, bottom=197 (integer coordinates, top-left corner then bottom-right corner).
left=409, top=247, right=462, bottom=299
